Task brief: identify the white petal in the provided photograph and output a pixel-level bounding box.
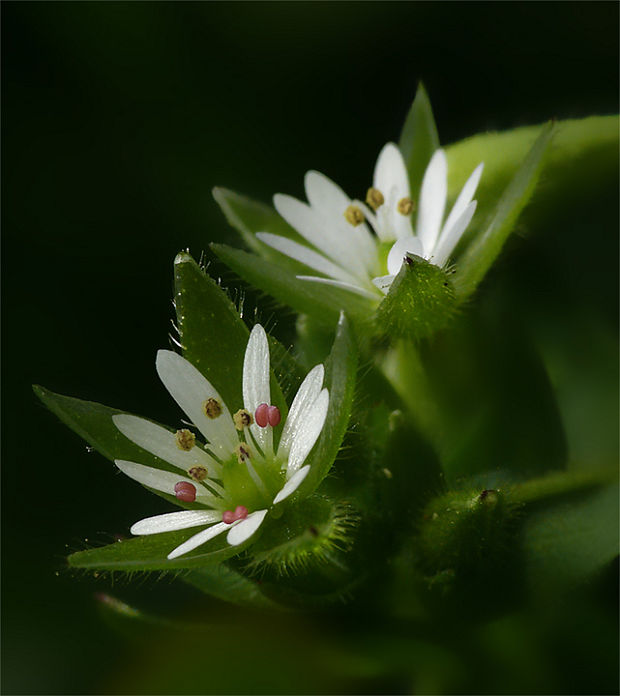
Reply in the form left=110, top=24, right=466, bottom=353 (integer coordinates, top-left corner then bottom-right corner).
left=131, top=510, right=221, bottom=535
left=439, top=163, right=483, bottom=251
left=256, top=233, right=357, bottom=285
left=112, top=414, right=221, bottom=477
left=371, top=274, right=396, bottom=294
left=274, top=193, right=345, bottom=266
left=167, top=521, right=229, bottom=560
left=416, top=149, right=447, bottom=254
left=431, top=200, right=477, bottom=267
left=278, top=364, right=324, bottom=457
left=386, top=236, right=425, bottom=275
left=226, top=509, right=268, bottom=546
left=156, top=351, right=237, bottom=457
left=373, top=143, right=410, bottom=206
left=114, top=459, right=214, bottom=502
left=287, top=388, right=329, bottom=475
left=273, top=465, right=310, bottom=504
left=243, top=324, right=273, bottom=455
left=297, top=275, right=379, bottom=301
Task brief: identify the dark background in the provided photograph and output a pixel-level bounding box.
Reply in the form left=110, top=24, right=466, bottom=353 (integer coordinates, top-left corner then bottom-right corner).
left=2, top=2, right=618, bottom=694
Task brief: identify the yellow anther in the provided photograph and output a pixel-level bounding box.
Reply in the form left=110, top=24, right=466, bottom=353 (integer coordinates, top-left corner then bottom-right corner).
left=366, top=187, right=384, bottom=211
left=233, top=408, right=253, bottom=430
left=188, top=466, right=208, bottom=482
left=344, top=205, right=364, bottom=227
left=397, top=197, right=414, bottom=216
left=203, top=397, right=222, bottom=419
left=235, top=443, right=251, bottom=463
left=175, top=429, right=196, bottom=451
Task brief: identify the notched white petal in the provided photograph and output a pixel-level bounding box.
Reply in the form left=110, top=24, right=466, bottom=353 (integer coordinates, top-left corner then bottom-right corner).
left=115, top=459, right=202, bottom=495
left=287, top=388, right=329, bottom=474
left=278, top=364, right=324, bottom=456
left=371, top=274, right=396, bottom=294
left=273, top=465, right=310, bottom=504
left=416, top=149, right=447, bottom=254
left=156, top=350, right=237, bottom=456
left=226, top=509, right=268, bottom=546
left=112, top=414, right=221, bottom=477
left=441, top=162, right=483, bottom=242
left=131, top=510, right=221, bottom=535
left=243, top=324, right=273, bottom=455
left=166, top=521, right=230, bottom=560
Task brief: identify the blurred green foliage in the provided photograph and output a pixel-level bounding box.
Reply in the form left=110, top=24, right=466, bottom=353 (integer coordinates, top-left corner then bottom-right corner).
left=3, top=2, right=618, bottom=694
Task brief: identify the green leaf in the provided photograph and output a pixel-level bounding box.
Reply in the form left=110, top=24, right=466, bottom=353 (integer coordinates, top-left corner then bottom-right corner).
left=375, top=253, right=457, bottom=340
left=446, top=115, right=618, bottom=226
left=212, top=187, right=304, bottom=269
left=174, top=251, right=286, bottom=417
left=522, top=481, right=619, bottom=588
left=212, top=243, right=374, bottom=328
left=399, top=83, right=440, bottom=199
left=33, top=385, right=203, bottom=510
left=182, top=563, right=281, bottom=609
left=298, top=313, right=358, bottom=497
left=453, top=122, right=555, bottom=299
left=68, top=528, right=243, bottom=571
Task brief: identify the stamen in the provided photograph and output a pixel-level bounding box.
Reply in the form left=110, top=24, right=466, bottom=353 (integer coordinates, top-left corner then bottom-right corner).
left=175, top=428, right=196, bottom=451
left=222, top=505, right=249, bottom=525
left=344, top=205, right=364, bottom=227
left=202, top=397, right=222, bottom=419
left=174, top=481, right=196, bottom=503
left=397, top=197, right=414, bottom=216
left=255, top=403, right=269, bottom=428
left=235, top=443, right=252, bottom=463
left=267, top=405, right=281, bottom=427
left=233, top=408, right=253, bottom=430
left=366, top=187, right=385, bottom=211
left=188, top=466, right=208, bottom=482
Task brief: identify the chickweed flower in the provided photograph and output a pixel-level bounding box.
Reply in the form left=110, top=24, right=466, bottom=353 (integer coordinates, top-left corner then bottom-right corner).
left=258, top=143, right=483, bottom=297
left=113, top=325, right=328, bottom=560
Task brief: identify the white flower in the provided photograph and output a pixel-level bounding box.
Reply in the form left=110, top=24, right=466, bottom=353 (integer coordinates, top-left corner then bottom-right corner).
left=113, top=325, right=329, bottom=560
left=258, top=143, right=483, bottom=297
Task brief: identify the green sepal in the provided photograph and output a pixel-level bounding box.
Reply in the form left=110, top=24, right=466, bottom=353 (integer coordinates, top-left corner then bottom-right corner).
left=212, top=186, right=303, bottom=255
left=296, top=313, right=358, bottom=497
left=211, top=242, right=374, bottom=328
left=375, top=253, right=457, bottom=340
left=399, top=83, right=440, bottom=200
left=67, top=527, right=246, bottom=571
left=453, top=122, right=555, bottom=299
left=174, top=251, right=287, bottom=419
left=32, top=385, right=202, bottom=510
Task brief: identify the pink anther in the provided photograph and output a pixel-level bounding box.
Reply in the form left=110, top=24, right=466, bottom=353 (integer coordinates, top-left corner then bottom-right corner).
left=222, top=505, right=249, bottom=524
left=174, top=481, right=196, bottom=503
left=255, top=403, right=269, bottom=427
left=267, top=405, right=281, bottom=427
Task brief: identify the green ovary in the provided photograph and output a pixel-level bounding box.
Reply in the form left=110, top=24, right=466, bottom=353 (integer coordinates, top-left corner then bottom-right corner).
left=221, top=454, right=285, bottom=511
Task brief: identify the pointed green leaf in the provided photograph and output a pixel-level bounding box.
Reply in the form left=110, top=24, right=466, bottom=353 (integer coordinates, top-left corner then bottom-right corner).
left=446, top=115, right=618, bottom=227
left=298, top=313, right=358, bottom=497
left=182, top=564, right=281, bottom=609
left=399, top=83, right=440, bottom=199
left=375, top=253, right=457, bottom=340
left=33, top=385, right=204, bottom=510
left=213, top=187, right=303, bottom=257
left=68, top=528, right=243, bottom=571
left=211, top=243, right=374, bottom=328
left=453, top=122, right=555, bottom=299
left=174, top=251, right=287, bottom=418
